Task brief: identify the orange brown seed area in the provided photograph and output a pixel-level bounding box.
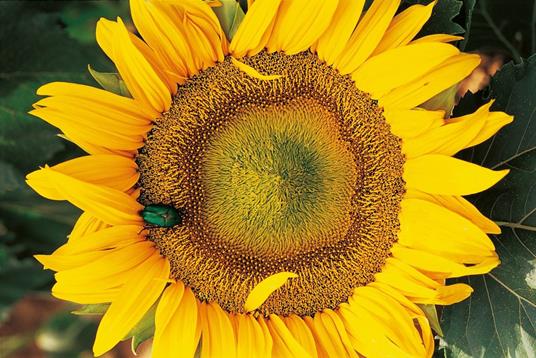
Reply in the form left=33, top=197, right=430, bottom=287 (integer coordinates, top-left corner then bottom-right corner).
left=136, top=51, right=405, bottom=316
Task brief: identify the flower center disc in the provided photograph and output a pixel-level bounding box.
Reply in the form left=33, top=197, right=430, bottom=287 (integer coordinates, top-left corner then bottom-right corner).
left=202, top=99, right=357, bottom=257
left=137, top=51, right=405, bottom=316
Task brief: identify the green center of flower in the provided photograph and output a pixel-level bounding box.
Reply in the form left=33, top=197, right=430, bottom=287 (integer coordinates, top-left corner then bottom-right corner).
left=201, top=100, right=356, bottom=256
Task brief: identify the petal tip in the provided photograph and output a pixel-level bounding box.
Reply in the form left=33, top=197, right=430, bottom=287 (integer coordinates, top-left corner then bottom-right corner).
left=244, top=272, right=297, bottom=312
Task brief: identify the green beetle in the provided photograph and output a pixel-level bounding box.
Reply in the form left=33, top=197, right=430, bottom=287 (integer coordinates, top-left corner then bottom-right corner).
left=141, top=204, right=184, bottom=228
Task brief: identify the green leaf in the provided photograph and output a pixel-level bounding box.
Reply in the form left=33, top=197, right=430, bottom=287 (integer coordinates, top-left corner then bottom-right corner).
left=404, top=0, right=464, bottom=36
left=418, top=304, right=444, bottom=336
left=458, top=0, right=476, bottom=50
left=0, top=259, right=52, bottom=318
left=131, top=327, right=154, bottom=355
left=212, top=0, right=246, bottom=41
left=59, top=1, right=130, bottom=44
left=0, top=161, right=22, bottom=195
left=0, top=187, right=80, bottom=252
left=125, top=303, right=157, bottom=354
left=420, top=85, right=457, bottom=116
left=72, top=303, right=109, bottom=316
left=463, top=0, right=533, bottom=61
left=0, top=81, right=66, bottom=174
left=441, top=55, right=536, bottom=357
left=0, top=2, right=113, bottom=173
left=88, top=65, right=131, bottom=97
left=238, top=0, right=249, bottom=12
left=0, top=1, right=112, bottom=319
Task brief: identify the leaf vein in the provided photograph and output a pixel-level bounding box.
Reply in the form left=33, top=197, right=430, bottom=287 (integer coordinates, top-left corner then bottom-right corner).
left=489, top=273, right=536, bottom=308
left=483, top=276, right=508, bottom=356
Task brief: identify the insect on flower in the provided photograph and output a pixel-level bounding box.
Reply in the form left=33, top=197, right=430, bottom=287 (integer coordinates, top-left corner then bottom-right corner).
left=141, top=204, right=184, bottom=228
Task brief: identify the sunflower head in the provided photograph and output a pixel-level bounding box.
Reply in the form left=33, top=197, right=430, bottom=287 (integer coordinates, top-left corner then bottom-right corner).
left=27, top=0, right=513, bottom=357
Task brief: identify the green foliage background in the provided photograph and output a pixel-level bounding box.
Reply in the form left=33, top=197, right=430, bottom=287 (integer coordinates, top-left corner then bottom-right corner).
left=0, top=0, right=534, bottom=357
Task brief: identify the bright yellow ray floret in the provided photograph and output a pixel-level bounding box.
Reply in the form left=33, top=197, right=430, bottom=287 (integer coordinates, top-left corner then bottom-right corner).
left=244, top=272, right=298, bottom=312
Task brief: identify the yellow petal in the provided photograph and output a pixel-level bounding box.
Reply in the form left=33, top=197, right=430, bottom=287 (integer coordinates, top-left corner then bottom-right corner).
left=96, top=16, right=174, bottom=98
left=317, top=310, right=358, bottom=358
left=436, top=284, right=475, bottom=305
left=384, top=108, right=445, bottom=138
left=338, top=304, right=414, bottom=358
left=375, top=258, right=473, bottom=304
left=93, top=252, right=170, bottom=356
left=352, top=42, right=459, bottom=98
left=52, top=283, right=119, bottom=304
left=467, top=111, right=514, bottom=147
left=180, top=1, right=226, bottom=46
left=345, top=301, right=411, bottom=354
left=283, top=315, right=317, bottom=358
left=368, top=281, right=434, bottom=356
left=53, top=270, right=135, bottom=298
left=416, top=314, right=434, bottom=358
left=154, top=282, right=185, bottom=352
left=248, top=14, right=279, bottom=57
left=410, top=33, right=464, bottom=44
left=232, top=313, right=242, bottom=339
left=236, top=313, right=267, bottom=358
left=380, top=54, right=480, bottom=109
left=34, top=96, right=153, bottom=134
left=367, top=281, right=422, bottom=317
left=67, top=212, right=109, bottom=243
left=153, top=283, right=202, bottom=358
left=60, top=133, right=135, bottom=158
left=315, top=0, right=365, bottom=65
left=230, top=0, right=283, bottom=58
left=302, top=316, right=328, bottom=358
left=97, top=17, right=171, bottom=113
left=373, top=1, right=436, bottom=55
left=29, top=108, right=145, bottom=151
left=402, top=114, right=486, bottom=158
left=95, top=17, right=115, bottom=62
left=404, top=154, right=509, bottom=195
left=200, top=302, right=237, bottom=358
left=130, top=0, right=188, bottom=84
left=35, top=250, right=110, bottom=272
left=54, top=241, right=156, bottom=286
left=334, top=0, right=401, bottom=74
left=267, top=314, right=311, bottom=358
left=231, top=57, right=283, bottom=80
left=398, top=198, right=497, bottom=262
left=391, top=244, right=500, bottom=279
left=148, top=0, right=227, bottom=73
left=45, top=155, right=139, bottom=194
left=267, top=319, right=293, bottom=357
left=256, top=316, right=274, bottom=358
left=244, top=272, right=297, bottom=312
left=26, top=168, right=143, bottom=225
left=266, top=0, right=339, bottom=55
left=36, top=81, right=156, bottom=120
left=308, top=313, right=345, bottom=357
left=447, top=101, right=514, bottom=148
left=403, top=101, right=513, bottom=157
left=351, top=287, right=416, bottom=343
left=349, top=285, right=428, bottom=356
left=57, top=225, right=144, bottom=255
left=404, top=188, right=501, bottom=234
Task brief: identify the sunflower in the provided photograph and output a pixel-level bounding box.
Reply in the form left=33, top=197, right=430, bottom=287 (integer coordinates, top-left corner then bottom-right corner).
left=26, top=0, right=513, bottom=357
